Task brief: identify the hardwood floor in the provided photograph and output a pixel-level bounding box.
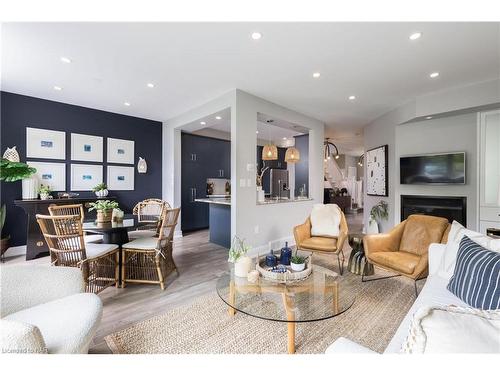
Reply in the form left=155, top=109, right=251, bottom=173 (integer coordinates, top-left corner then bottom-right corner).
left=4, top=212, right=364, bottom=354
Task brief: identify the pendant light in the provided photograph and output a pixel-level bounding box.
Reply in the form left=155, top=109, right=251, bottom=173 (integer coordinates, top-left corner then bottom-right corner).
left=261, top=119, right=278, bottom=161
left=285, top=146, right=300, bottom=163
left=324, top=138, right=340, bottom=162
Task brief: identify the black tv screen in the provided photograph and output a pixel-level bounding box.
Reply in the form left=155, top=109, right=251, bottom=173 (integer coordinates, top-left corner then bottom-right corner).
left=400, top=152, right=465, bottom=184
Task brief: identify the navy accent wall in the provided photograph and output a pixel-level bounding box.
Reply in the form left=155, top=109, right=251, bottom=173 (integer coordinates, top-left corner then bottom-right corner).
left=1, top=92, right=163, bottom=246
left=294, top=134, right=309, bottom=196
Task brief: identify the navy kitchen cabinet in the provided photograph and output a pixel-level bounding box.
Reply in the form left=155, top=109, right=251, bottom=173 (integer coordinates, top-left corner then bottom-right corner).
left=181, top=133, right=231, bottom=231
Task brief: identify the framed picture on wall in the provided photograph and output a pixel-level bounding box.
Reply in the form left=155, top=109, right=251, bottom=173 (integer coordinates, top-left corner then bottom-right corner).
left=366, top=144, right=388, bottom=197
left=71, top=164, right=103, bottom=191
left=26, top=127, right=66, bottom=160
left=71, top=133, right=103, bottom=162
left=107, top=138, right=134, bottom=164
left=107, top=166, right=134, bottom=190
left=27, top=161, right=66, bottom=191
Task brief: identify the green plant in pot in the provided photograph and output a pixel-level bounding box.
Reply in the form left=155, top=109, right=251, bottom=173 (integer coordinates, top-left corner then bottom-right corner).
left=290, top=249, right=306, bottom=271
left=88, top=200, right=119, bottom=223
left=92, top=182, right=109, bottom=198
left=368, top=200, right=388, bottom=234
left=0, top=158, right=38, bottom=199
left=0, top=204, right=8, bottom=260
left=38, top=184, right=52, bottom=200
left=228, top=236, right=252, bottom=277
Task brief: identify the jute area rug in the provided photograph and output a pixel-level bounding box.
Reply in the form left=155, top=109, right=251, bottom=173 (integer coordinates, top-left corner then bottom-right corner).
left=105, top=263, right=416, bottom=354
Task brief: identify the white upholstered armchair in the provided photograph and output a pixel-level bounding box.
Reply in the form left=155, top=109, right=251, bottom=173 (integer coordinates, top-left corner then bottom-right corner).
left=0, top=264, right=103, bottom=354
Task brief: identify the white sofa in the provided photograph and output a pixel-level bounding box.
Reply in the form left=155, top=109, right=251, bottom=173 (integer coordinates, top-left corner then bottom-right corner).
left=326, top=242, right=467, bottom=353
left=0, top=264, right=103, bottom=354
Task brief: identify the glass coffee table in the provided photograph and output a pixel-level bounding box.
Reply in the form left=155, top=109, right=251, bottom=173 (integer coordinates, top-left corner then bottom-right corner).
left=216, top=265, right=356, bottom=354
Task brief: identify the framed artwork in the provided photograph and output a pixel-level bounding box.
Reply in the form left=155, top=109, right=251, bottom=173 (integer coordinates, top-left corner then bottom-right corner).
left=27, top=161, right=66, bottom=191
left=26, top=127, right=66, bottom=160
left=107, top=166, right=134, bottom=190
left=366, top=144, right=388, bottom=196
left=107, top=137, right=134, bottom=164
left=71, top=133, right=103, bottom=162
left=71, top=164, right=103, bottom=191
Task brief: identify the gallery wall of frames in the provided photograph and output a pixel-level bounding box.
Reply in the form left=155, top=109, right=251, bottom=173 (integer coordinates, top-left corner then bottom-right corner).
left=1, top=91, right=162, bottom=246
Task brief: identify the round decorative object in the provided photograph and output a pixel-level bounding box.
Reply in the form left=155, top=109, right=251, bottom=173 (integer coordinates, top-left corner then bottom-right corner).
left=279, top=242, right=292, bottom=265
left=291, top=262, right=306, bottom=272
left=347, top=233, right=374, bottom=276
left=95, top=189, right=109, bottom=198
left=96, top=209, right=113, bottom=223
left=234, top=256, right=252, bottom=277
left=247, top=270, right=259, bottom=283
left=256, top=254, right=313, bottom=283
left=3, top=146, right=20, bottom=162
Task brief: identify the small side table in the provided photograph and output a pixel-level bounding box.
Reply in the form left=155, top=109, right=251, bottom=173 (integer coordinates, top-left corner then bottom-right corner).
left=347, top=233, right=374, bottom=276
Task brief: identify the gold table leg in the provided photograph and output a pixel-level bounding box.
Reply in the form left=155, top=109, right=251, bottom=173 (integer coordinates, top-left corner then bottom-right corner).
left=228, top=280, right=236, bottom=316
left=282, top=293, right=296, bottom=354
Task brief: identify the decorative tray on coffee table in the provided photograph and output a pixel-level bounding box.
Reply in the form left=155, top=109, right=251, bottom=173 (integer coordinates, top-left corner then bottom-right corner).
left=256, top=253, right=313, bottom=283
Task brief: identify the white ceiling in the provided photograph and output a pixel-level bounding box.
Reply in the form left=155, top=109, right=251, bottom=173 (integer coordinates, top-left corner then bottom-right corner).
left=2, top=22, right=499, bottom=154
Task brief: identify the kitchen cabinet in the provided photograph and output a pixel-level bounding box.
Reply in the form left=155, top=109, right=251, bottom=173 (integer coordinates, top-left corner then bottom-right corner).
left=181, top=133, right=231, bottom=231
left=479, top=110, right=500, bottom=234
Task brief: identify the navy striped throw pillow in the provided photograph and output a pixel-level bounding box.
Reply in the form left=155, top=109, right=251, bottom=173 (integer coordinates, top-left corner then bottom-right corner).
left=447, top=236, right=500, bottom=310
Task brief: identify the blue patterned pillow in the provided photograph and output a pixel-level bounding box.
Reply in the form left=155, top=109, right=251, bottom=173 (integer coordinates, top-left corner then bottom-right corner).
left=447, top=236, right=500, bottom=310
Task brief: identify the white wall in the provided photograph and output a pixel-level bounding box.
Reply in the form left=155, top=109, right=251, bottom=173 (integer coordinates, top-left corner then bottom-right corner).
left=396, top=113, right=479, bottom=229
left=163, top=89, right=325, bottom=250
left=363, top=78, right=500, bottom=232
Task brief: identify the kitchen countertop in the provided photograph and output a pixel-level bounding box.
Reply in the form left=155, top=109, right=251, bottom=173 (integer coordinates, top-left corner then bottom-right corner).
left=256, top=197, right=313, bottom=205
left=195, top=198, right=231, bottom=206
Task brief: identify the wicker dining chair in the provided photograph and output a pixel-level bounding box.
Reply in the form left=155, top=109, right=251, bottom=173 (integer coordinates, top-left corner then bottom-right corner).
left=48, top=203, right=103, bottom=244
left=121, top=207, right=180, bottom=290
left=36, top=214, right=119, bottom=294
left=129, top=198, right=170, bottom=239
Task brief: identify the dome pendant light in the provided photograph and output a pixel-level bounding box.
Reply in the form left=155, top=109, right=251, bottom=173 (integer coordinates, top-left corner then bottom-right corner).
left=285, top=146, right=300, bottom=163
left=261, top=119, right=278, bottom=161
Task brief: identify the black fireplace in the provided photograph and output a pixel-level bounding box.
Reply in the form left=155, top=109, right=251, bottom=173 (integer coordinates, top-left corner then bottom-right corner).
left=401, top=195, right=467, bottom=226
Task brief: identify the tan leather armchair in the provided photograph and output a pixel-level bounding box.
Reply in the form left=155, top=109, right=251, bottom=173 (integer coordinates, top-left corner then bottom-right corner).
left=293, top=210, right=348, bottom=274
left=364, top=214, right=450, bottom=294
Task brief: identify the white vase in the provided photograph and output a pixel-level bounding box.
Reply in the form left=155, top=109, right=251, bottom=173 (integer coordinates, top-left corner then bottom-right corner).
left=291, top=262, right=305, bottom=272
left=367, top=219, right=379, bottom=234
left=95, top=189, right=109, bottom=198
left=234, top=256, right=252, bottom=277
left=22, top=177, right=38, bottom=200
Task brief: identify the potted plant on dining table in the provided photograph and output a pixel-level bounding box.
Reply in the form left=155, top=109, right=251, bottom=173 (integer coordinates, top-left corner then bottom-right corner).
left=88, top=200, right=119, bottom=223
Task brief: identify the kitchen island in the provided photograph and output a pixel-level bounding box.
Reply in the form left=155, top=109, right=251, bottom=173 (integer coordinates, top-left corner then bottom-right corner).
left=194, top=198, right=231, bottom=248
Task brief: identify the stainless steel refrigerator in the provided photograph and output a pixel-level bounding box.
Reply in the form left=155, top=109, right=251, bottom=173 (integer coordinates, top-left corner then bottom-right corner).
left=270, top=169, right=290, bottom=199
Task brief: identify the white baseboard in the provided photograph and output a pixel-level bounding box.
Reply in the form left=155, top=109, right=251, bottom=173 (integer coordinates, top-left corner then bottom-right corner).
left=248, top=235, right=296, bottom=258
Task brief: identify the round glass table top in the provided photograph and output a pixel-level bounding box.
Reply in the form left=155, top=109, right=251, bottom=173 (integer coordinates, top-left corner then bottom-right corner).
left=216, top=265, right=356, bottom=323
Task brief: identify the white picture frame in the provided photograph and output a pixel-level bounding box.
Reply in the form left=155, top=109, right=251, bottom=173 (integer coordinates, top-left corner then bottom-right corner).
left=71, top=164, right=103, bottom=191
left=107, top=137, right=134, bottom=164
left=107, top=166, right=134, bottom=191
left=27, top=161, right=66, bottom=191
left=366, top=144, right=388, bottom=197
left=71, top=133, right=103, bottom=162
left=26, top=127, right=66, bottom=160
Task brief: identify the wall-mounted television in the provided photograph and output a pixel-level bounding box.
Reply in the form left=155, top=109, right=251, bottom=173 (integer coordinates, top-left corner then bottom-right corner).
left=400, top=152, right=466, bottom=185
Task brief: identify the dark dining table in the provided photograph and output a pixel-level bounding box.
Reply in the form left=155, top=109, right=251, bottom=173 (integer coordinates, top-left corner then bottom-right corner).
left=83, top=214, right=157, bottom=286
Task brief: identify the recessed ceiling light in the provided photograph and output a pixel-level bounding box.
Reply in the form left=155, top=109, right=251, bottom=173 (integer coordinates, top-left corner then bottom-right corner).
left=256, top=131, right=259, bottom=134
left=409, top=32, right=422, bottom=40
left=200, top=121, right=206, bottom=125
left=429, top=72, right=440, bottom=78
left=215, top=116, right=222, bottom=120
left=282, top=137, right=287, bottom=140
left=147, top=83, right=155, bottom=88
left=312, top=72, right=321, bottom=78
left=348, top=95, right=356, bottom=100
left=124, top=102, right=131, bottom=106
left=60, top=56, right=72, bottom=63
left=251, top=32, right=262, bottom=40
left=426, top=116, right=433, bottom=120
left=53, top=86, right=62, bottom=91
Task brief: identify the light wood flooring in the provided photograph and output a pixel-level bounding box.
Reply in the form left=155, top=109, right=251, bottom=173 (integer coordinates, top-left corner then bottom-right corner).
left=4, top=212, right=363, bottom=354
